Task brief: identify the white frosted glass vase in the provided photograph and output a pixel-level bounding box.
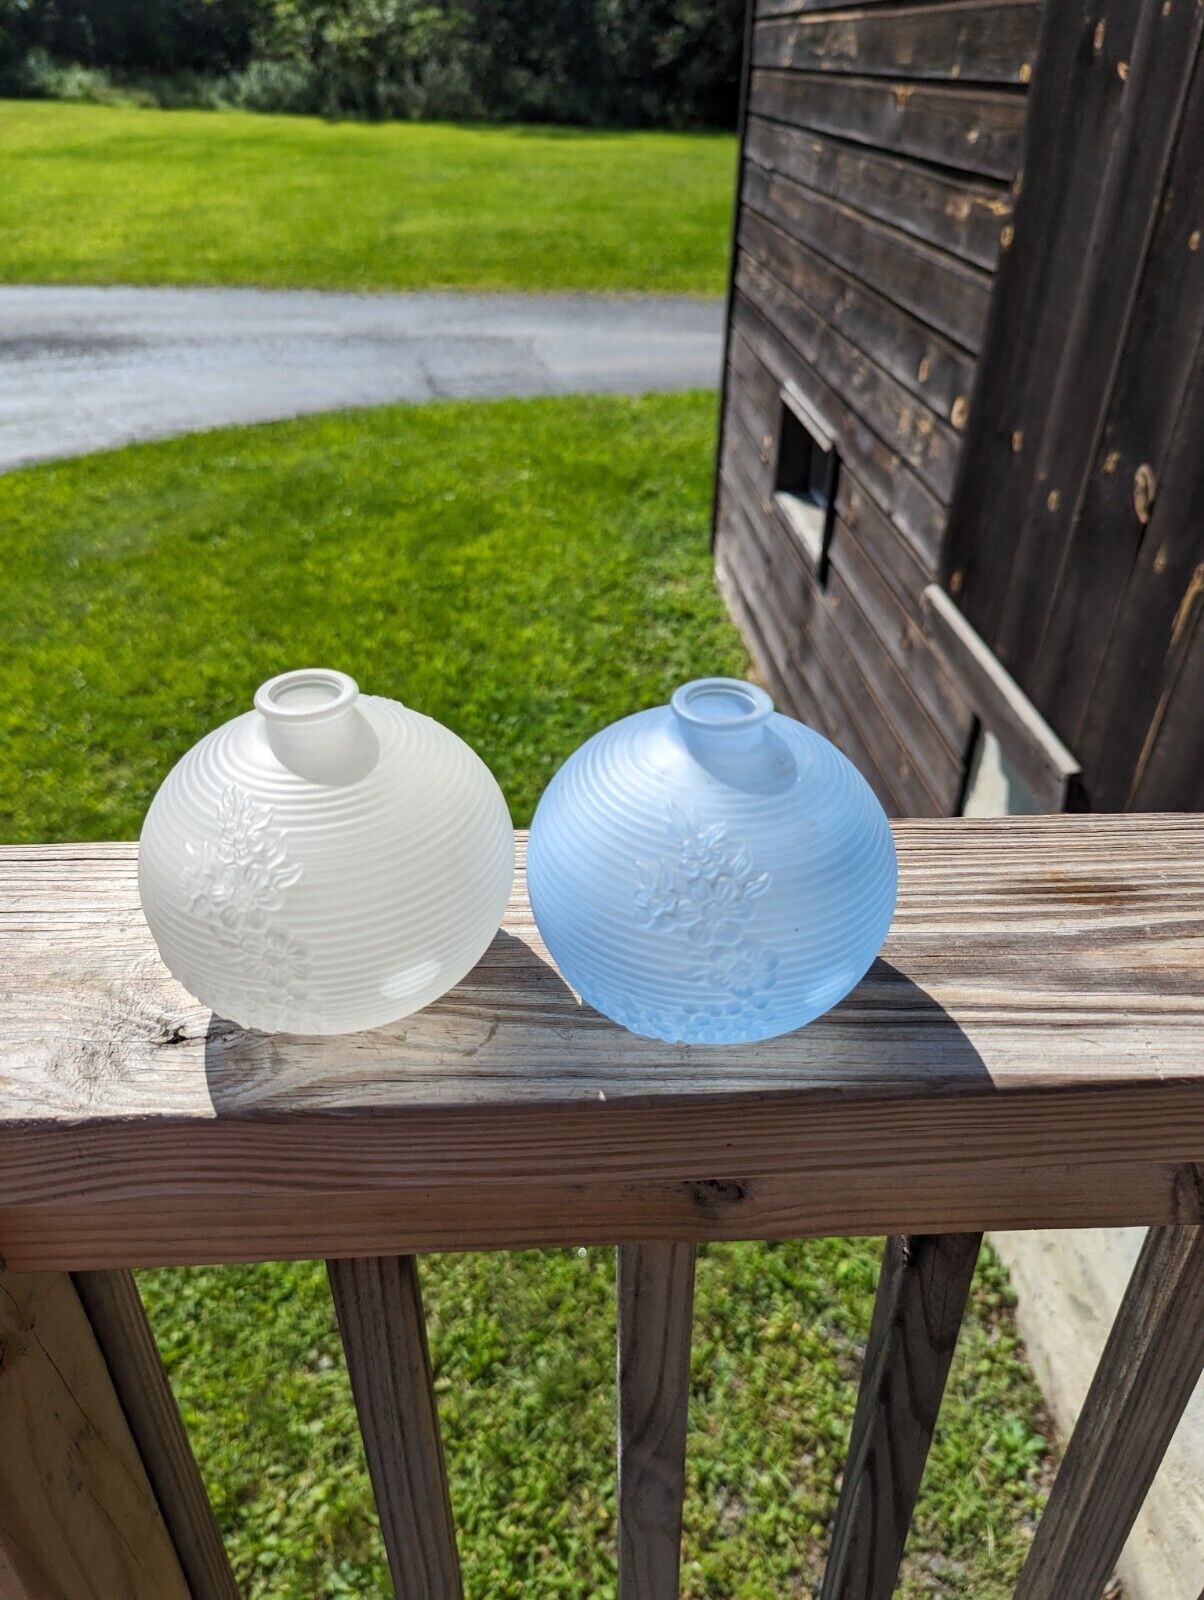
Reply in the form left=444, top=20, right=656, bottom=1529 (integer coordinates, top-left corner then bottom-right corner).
left=139, top=668, right=514, bottom=1034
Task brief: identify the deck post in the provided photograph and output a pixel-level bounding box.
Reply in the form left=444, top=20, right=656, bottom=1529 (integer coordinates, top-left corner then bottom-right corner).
left=1013, top=1224, right=1204, bottom=1600
left=617, top=1242, right=697, bottom=1600
left=819, top=1232, right=982, bottom=1600
left=0, top=1268, right=194, bottom=1600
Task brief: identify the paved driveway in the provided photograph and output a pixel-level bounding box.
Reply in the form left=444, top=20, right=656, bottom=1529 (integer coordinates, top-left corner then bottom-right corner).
left=0, top=286, right=725, bottom=471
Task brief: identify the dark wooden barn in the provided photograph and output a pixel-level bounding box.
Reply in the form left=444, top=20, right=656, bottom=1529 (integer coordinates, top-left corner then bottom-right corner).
left=714, top=0, right=1203, bottom=819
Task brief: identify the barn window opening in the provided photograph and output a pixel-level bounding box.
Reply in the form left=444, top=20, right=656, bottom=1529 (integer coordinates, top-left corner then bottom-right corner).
left=773, top=383, right=838, bottom=573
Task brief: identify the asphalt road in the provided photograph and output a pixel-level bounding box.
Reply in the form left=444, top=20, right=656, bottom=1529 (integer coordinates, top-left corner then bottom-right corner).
left=0, top=285, right=725, bottom=471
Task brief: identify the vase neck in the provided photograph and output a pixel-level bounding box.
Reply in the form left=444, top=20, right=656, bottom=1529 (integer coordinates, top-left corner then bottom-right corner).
left=254, top=668, right=377, bottom=784
left=668, top=678, right=792, bottom=789
left=671, top=678, right=773, bottom=756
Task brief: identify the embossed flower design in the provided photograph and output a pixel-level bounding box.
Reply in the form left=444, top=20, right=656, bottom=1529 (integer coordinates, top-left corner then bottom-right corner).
left=179, top=785, right=309, bottom=1024
left=633, top=804, right=778, bottom=1015
left=696, top=938, right=779, bottom=997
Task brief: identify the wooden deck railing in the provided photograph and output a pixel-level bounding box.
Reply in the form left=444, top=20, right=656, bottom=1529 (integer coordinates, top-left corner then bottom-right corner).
left=1, top=815, right=1201, bottom=1600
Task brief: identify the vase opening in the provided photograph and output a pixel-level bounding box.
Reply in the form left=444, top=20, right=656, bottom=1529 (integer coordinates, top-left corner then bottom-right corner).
left=253, top=669, right=377, bottom=784
left=670, top=677, right=773, bottom=744
left=255, top=668, right=359, bottom=723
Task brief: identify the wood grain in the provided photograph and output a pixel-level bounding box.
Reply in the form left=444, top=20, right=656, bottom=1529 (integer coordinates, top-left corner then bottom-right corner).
left=941, top=0, right=1141, bottom=637
left=818, top=1233, right=982, bottom=1599
left=327, top=1256, right=461, bottom=1600
left=1013, top=1225, right=1204, bottom=1600
left=728, top=295, right=945, bottom=566
left=743, top=115, right=1011, bottom=271
left=734, top=248, right=963, bottom=500
left=737, top=205, right=977, bottom=421
left=989, top=0, right=1204, bottom=674
left=720, top=429, right=946, bottom=814
left=920, top=583, right=1079, bottom=811
left=72, top=1268, right=239, bottom=1600
left=1, top=818, right=1203, bottom=1269
left=0, top=1270, right=191, bottom=1600
left=751, top=1, right=1041, bottom=86
left=617, top=1243, right=697, bottom=1600
left=1028, top=47, right=1204, bottom=752
left=741, top=159, right=992, bottom=354
left=747, top=70, right=1026, bottom=179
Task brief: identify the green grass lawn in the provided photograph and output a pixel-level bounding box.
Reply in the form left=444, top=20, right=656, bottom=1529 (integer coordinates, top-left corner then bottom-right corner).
left=0, top=101, right=734, bottom=294
left=0, top=392, right=1051, bottom=1595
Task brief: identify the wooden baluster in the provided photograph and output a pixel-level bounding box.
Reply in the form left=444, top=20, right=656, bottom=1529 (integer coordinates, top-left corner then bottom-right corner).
left=617, top=1242, right=697, bottom=1600
left=72, top=1269, right=240, bottom=1600
left=327, top=1255, right=462, bottom=1600
left=1014, top=1224, right=1204, bottom=1600
left=0, top=1268, right=193, bottom=1600
left=820, top=1232, right=982, bottom=1600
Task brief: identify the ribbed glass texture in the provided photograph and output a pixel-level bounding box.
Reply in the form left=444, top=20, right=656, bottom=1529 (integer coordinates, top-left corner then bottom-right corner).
left=139, top=668, right=514, bottom=1034
left=528, top=678, right=897, bottom=1044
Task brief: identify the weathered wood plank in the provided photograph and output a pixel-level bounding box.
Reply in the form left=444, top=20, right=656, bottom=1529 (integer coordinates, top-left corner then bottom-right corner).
left=752, top=1, right=1041, bottom=86
left=1027, top=46, right=1204, bottom=746
left=826, top=515, right=973, bottom=763
left=716, top=481, right=909, bottom=812
left=756, top=0, right=979, bottom=17
left=72, top=1269, right=239, bottom=1600
left=819, top=1233, right=982, bottom=1600
left=990, top=0, right=1204, bottom=675
left=827, top=564, right=966, bottom=804
left=1, top=817, right=1203, bottom=1269
left=720, top=413, right=948, bottom=813
left=617, top=1243, right=696, bottom=1600
left=730, top=295, right=945, bottom=565
left=921, top=584, right=1079, bottom=812
left=940, top=0, right=1142, bottom=641
left=741, top=160, right=992, bottom=353
left=748, top=69, right=1026, bottom=179
left=0, top=1270, right=192, bottom=1600
left=744, top=115, right=1011, bottom=270
left=327, top=1256, right=461, bottom=1600
left=1074, top=328, right=1204, bottom=813
left=738, top=206, right=976, bottom=421
left=1014, top=1225, right=1204, bottom=1600
left=1126, top=589, right=1204, bottom=814
left=735, top=250, right=962, bottom=501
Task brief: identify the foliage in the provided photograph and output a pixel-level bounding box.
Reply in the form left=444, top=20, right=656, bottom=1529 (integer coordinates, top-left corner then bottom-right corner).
left=0, top=0, right=747, bottom=124
left=0, top=101, right=735, bottom=294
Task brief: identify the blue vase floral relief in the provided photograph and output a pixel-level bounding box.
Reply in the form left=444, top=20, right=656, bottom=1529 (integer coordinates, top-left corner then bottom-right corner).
left=528, top=678, right=897, bottom=1044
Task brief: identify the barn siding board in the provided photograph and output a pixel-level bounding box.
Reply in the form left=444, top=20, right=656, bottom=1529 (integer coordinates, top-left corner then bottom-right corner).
left=718, top=0, right=1038, bottom=815
left=989, top=0, right=1204, bottom=673
left=748, top=70, right=1026, bottom=178
left=722, top=0, right=1200, bottom=851
left=738, top=207, right=976, bottom=418
left=756, top=0, right=980, bottom=19
left=741, top=160, right=992, bottom=351
left=735, top=250, right=962, bottom=498
left=721, top=403, right=953, bottom=815
left=1075, top=331, right=1204, bottom=813
left=1027, top=45, right=1204, bottom=737
left=940, top=0, right=1142, bottom=643
left=751, top=1, right=1041, bottom=85
left=743, top=115, right=1010, bottom=269
left=719, top=447, right=923, bottom=813
left=717, top=490, right=916, bottom=811
left=729, top=300, right=945, bottom=564
left=826, top=515, right=974, bottom=761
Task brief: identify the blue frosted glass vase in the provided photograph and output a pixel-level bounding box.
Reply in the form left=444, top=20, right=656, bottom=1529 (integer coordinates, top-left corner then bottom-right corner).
left=527, top=678, right=897, bottom=1044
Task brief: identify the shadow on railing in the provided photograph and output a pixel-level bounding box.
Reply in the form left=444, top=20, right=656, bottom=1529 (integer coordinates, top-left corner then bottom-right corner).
left=1, top=816, right=1202, bottom=1600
